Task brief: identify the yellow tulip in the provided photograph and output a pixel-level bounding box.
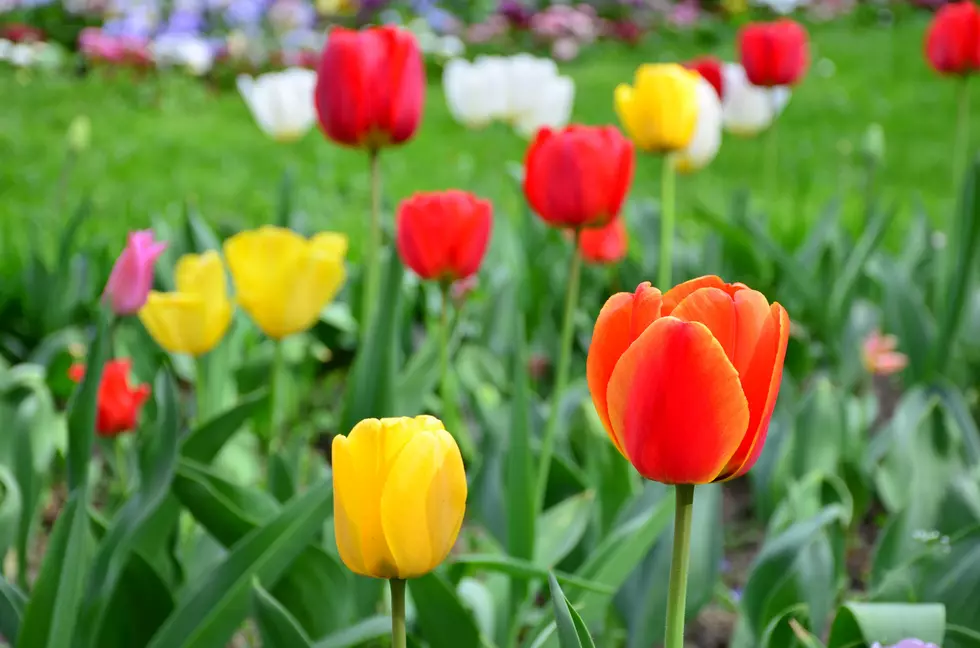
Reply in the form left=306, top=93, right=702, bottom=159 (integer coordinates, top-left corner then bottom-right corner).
left=615, top=63, right=701, bottom=154
left=138, top=251, right=234, bottom=357
left=332, top=416, right=467, bottom=580
left=224, top=226, right=348, bottom=340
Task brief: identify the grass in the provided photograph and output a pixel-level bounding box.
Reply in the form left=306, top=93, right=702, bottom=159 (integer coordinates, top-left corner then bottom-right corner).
left=1, top=10, right=978, bottom=265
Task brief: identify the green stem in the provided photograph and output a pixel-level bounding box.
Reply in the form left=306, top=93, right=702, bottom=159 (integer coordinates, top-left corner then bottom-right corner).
left=361, top=150, right=382, bottom=337
left=390, top=579, right=407, bottom=648
left=114, top=437, right=129, bottom=497
left=659, top=156, right=677, bottom=289
left=534, top=230, right=583, bottom=512
left=268, top=339, right=283, bottom=453
left=765, top=116, right=779, bottom=210
left=955, top=77, right=971, bottom=186
left=439, top=282, right=451, bottom=412
left=665, top=484, right=695, bottom=648
left=195, top=356, right=208, bottom=426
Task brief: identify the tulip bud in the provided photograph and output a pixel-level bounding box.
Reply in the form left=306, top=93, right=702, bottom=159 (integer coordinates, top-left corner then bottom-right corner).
left=104, top=230, right=168, bottom=316
left=67, top=115, right=91, bottom=153
left=332, top=416, right=467, bottom=579
left=579, top=219, right=628, bottom=265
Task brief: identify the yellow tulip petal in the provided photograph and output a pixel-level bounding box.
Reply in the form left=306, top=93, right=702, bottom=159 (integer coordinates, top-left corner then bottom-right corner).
left=138, top=292, right=208, bottom=356
left=331, top=434, right=369, bottom=576
left=425, top=429, right=467, bottom=565
left=312, top=232, right=349, bottom=257
left=175, top=251, right=228, bottom=304
left=381, top=432, right=441, bottom=578
left=203, top=298, right=234, bottom=353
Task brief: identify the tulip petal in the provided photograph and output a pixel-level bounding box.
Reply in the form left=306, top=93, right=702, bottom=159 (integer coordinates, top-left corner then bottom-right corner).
left=670, top=287, right=736, bottom=360
left=732, top=288, right=771, bottom=377
left=608, top=316, right=749, bottom=484
left=139, top=293, right=206, bottom=356
left=661, top=275, right=726, bottom=314
left=720, top=303, right=790, bottom=479
left=175, top=251, right=228, bottom=305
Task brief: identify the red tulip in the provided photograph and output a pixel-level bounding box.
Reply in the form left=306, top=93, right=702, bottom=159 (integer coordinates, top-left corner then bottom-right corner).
left=1, top=23, right=44, bottom=43
left=686, top=56, right=724, bottom=99
left=738, top=20, right=809, bottom=87
left=580, top=219, right=627, bottom=265
left=314, top=26, right=425, bottom=151
left=925, top=1, right=980, bottom=76
left=524, top=125, right=635, bottom=229
left=586, top=276, right=789, bottom=484
left=396, top=190, right=493, bottom=282
left=68, top=359, right=150, bottom=438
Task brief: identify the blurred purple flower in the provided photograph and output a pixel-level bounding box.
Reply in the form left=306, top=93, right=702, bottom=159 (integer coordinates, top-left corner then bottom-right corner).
left=498, top=0, right=532, bottom=29
left=669, top=0, right=699, bottom=26
left=225, top=0, right=268, bottom=27
left=164, top=9, right=204, bottom=34
left=268, top=0, right=315, bottom=33
left=423, top=7, right=460, bottom=33
left=466, top=15, right=507, bottom=43
left=871, top=642, right=940, bottom=648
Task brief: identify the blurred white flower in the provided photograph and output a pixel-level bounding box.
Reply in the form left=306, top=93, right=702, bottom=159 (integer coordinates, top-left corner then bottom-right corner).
left=0, top=38, right=12, bottom=61
left=443, top=56, right=511, bottom=128
left=721, top=63, right=790, bottom=136
left=675, top=77, right=723, bottom=173
left=437, top=35, right=464, bottom=59
left=9, top=43, right=34, bottom=67
left=512, top=73, right=574, bottom=138
left=237, top=68, right=317, bottom=142
left=151, top=34, right=213, bottom=76
left=754, top=0, right=808, bottom=13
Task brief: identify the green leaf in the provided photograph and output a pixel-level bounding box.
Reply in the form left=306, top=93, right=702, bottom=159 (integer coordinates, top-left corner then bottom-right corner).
left=17, top=489, right=91, bottom=648
left=67, top=310, right=110, bottom=491
left=12, top=392, right=43, bottom=590
left=77, top=372, right=179, bottom=648
left=450, top=554, right=613, bottom=594
left=535, top=490, right=594, bottom=568
left=253, top=585, right=313, bottom=648
left=548, top=573, right=595, bottom=648
left=312, top=616, right=391, bottom=648
left=180, top=390, right=269, bottom=464
left=827, top=602, right=945, bottom=648
left=409, top=571, right=481, bottom=648
left=827, top=205, right=892, bottom=328
left=94, top=542, right=176, bottom=648
left=790, top=377, right=845, bottom=480
left=876, top=259, right=935, bottom=382
left=507, top=314, right=535, bottom=627
left=936, top=156, right=980, bottom=375
left=0, top=578, right=26, bottom=642
left=0, top=466, right=22, bottom=561
left=145, top=480, right=332, bottom=648
left=183, top=203, right=222, bottom=253
left=339, top=249, right=403, bottom=435
left=760, top=605, right=820, bottom=648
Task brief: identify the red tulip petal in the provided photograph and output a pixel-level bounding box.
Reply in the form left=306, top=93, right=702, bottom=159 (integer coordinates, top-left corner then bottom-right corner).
left=720, top=303, right=790, bottom=479
left=607, top=316, right=749, bottom=484
left=670, top=287, right=736, bottom=360
left=661, top=275, right=726, bottom=315
left=732, top=289, right=771, bottom=377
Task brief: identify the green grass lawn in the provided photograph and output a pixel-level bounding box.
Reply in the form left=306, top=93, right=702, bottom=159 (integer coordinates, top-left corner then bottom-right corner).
left=1, top=11, right=976, bottom=265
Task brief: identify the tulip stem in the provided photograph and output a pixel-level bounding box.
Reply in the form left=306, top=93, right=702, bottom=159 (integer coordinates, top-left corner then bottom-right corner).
left=195, top=357, right=208, bottom=425
left=955, top=77, right=971, bottom=186
left=439, top=281, right=452, bottom=417
left=765, top=115, right=779, bottom=218
left=114, top=437, right=129, bottom=498
left=665, top=484, right=695, bottom=648
left=534, top=229, right=583, bottom=513
left=659, top=156, right=676, bottom=289
left=390, top=578, right=407, bottom=648
left=268, top=339, right=282, bottom=453
left=362, top=150, right=383, bottom=338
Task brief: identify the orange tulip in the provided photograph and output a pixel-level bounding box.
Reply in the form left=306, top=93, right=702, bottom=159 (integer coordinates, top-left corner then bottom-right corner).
left=586, top=276, right=789, bottom=484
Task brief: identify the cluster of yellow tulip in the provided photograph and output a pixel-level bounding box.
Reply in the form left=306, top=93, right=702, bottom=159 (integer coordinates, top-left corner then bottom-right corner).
left=138, top=226, right=348, bottom=354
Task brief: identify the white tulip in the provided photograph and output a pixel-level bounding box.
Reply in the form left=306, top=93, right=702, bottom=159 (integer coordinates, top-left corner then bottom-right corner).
left=511, top=73, right=574, bottom=138
left=503, top=54, right=559, bottom=124
left=755, top=0, right=808, bottom=14
left=443, top=56, right=510, bottom=128
left=237, top=68, right=317, bottom=142
left=0, top=39, right=12, bottom=62
left=151, top=35, right=213, bottom=76
left=721, top=63, right=791, bottom=137
left=9, top=43, right=34, bottom=67
left=675, top=77, right=723, bottom=173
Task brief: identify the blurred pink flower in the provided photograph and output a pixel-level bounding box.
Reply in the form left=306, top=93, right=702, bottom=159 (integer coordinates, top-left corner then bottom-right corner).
left=79, top=28, right=151, bottom=66
left=872, top=641, right=939, bottom=648
left=467, top=16, right=508, bottom=43
left=862, top=329, right=908, bottom=376
left=451, top=275, right=478, bottom=304
left=104, top=230, right=167, bottom=315
left=670, top=0, right=700, bottom=26
left=551, top=37, right=579, bottom=61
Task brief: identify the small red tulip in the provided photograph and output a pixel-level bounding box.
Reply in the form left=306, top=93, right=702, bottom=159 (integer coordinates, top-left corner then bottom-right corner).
left=524, top=125, right=635, bottom=230
left=68, top=359, right=150, bottom=438
left=686, top=56, right=724, bottom=100
left=396, top=190, right=493, bottom=282
left=580, top=219, right=628, bottom=265
left=738, top=20, right=809, bottom=87
left=314, top=26, right=425, bottom=151
left=925, top=1, right=980, bottom=76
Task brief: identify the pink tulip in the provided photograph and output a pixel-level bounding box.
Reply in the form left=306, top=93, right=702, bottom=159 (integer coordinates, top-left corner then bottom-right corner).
left=862, top=329, right=909, bottom=376
left=104, top=230, right=167, bottom=315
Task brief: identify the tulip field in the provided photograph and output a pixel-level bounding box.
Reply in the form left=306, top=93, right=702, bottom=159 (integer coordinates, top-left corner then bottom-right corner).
left=4, top=0, right=980, bottom=647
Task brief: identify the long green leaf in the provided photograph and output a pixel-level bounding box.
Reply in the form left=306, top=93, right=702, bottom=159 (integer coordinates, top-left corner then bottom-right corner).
left=146, top=481, right=331, bottom=648
left=827, top=204, right=892, bottom=328
left=548, top=573, right=583, bottom=648
left=17, top=489, right=91, bottom=648
left=450, top=554, right=613, bottom=594
left=535, top=491, right=594, bottom=568
left=827, top=602, right=945, bottom=648
left=67, top=310, right=110, bottom=490
left=253, top=585, right=313, bottom=648
left=78, top=372, right=179, bottom=648
left=12, top=392, right=41, bottom=591
left=0, top=466, right=22, bottom=561
left=312, top=616, right=391, bottom=648
left=180, top=390, right=268, bottom=464
left=0, top=578, right=26, bottom=642
left=508, top=314, right=535, bottom=626
left=409, top=571, right=481, bottom=648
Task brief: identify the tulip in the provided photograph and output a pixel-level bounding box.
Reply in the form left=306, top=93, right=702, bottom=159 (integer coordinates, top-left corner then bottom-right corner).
left=104, top=230, right=168, bottom=316
left=510, top=68, right=575, bottom=138
left=675, top=77, right=723, bottom=174
left=523, top=125, right=635, bottom=230
left=580, top=218, right=627, bottom=265
left=314, top=26, right=424, bottom=151
left=925, top=1, right=980, bottom=76
left=138, top=251, right=234, bottom=357
left=443, top=56, right=511, bottom=128
left=68, top=359, right=150, bottom=437
left=237, top=68, right=317, bottom=142
left=862, top=329, right=908, bottom=376
left=224, top=226, right=347, bottom=340
left=150, top=34, right=214, bottom=76
left=756, top=0, right=809, bottom=14
left=396, top=190, right=493, bottom=282
left=614, top=63, right=700, bottom=154
left=738, top=20, right=809, bottom=87
left=721, top=63, right=791, bottom=136
left=587, top=276, right=789, bottom=648
left=686, top=55, right=724, bottom=100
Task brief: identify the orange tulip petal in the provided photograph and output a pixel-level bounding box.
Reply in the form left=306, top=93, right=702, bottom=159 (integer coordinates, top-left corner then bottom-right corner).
left=607, top=316, right=749, bottom=484
left=721, top=303, right=790, bottom=479
left=661, top=275, right=726, bottom=314
left=670, top=287, right=736, bottom=360
left=732, top=289, right=771, bottom=377
left=630, top=282, right=663, bottom=340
